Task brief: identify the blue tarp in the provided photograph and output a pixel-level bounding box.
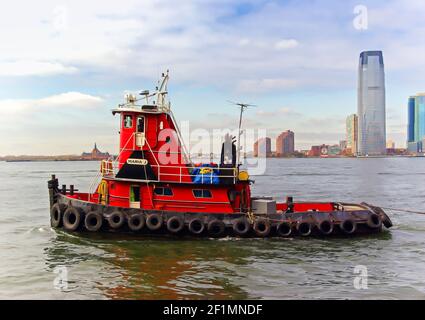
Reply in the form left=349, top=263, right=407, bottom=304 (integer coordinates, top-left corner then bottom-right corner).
left=191, top=163, right=220, bottom=184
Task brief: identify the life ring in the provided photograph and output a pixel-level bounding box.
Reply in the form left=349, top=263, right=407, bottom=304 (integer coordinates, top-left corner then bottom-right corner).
left=297, top=221, right=312, bottom=236
left=276, top=221, right=292, bottom=237
left=50, top=203, right=65, bottom=228
left=317, top=219, right=333, bottom=235
left=63, top=206, right=83, bottom=231
left=207, top=219, right=225, bottom=237
left=146, top=213, right=163, bottom=231
left=340, top=219, right=357, bottom=234
left=188, top=218, right=205, bottom=235
left=167, top=216, right=185, bottom=234
left=108, top=210, right=125, bottom=229
left=128, top=213, right=145, bottom=231
left=84, top=211, right=103, bottom=232
left=367, top=213, right=382, bottom=229
left=232, top=217, right=251, bottom=236
left=253, top=218, right=271, bottom=237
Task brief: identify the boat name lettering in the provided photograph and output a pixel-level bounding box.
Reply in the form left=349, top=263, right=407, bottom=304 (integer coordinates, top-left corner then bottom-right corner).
left=127, top=159, right=148, bottom=165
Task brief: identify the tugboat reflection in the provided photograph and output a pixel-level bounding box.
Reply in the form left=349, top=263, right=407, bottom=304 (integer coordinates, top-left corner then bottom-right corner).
left=44, top=232, right=251, bottom=299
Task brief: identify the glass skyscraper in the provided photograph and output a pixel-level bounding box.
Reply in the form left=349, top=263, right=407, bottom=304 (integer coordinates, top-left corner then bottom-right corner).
left=408, top=93, right=425, bottom=154
left=357, top=51, right=386, bottom=156
left=407, top=96, right=415, bottom=143
left=414, top=94, right=425, bottom=142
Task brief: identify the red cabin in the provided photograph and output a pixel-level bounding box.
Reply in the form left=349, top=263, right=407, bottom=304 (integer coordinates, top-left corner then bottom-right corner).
left=94, top=71, right=251, bottom=215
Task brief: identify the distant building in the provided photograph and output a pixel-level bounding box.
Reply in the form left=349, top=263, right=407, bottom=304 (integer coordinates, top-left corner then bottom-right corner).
left=82, top=143, right=110, bottom=160
left=308, top=146, right=321, bottom=157
left=357, top=51, right=386, bottom=156
left=328, top=144, right=342, bottom=156
left=407, top=93, right=425, bottom=154
left=253, top=137, right=271, bottom=157
left=308, top=145, right=328, bottom=157
left=408, top=96, right=416, bottom=144
left=276, top=130, right=295, bottom=157
left=386, top=139, right=395, bottom=149
left=339, top=140, right=347, bottom=151
left=346, top=114, right=358, bottom=155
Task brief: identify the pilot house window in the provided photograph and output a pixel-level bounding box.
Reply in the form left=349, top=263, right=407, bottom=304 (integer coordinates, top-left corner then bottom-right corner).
left=124, top=115, right=133, bottom=128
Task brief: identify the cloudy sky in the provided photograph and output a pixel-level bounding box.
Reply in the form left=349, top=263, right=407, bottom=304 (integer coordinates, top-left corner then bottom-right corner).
left=1, top=0, right=424, bottom=155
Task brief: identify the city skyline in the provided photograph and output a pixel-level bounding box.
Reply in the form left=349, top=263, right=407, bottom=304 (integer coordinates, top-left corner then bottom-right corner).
left=1, top=1, right=424, bottom=155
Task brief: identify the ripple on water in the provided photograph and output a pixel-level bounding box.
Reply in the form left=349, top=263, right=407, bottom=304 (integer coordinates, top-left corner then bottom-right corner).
left=1, top=158, right=425, bottom=299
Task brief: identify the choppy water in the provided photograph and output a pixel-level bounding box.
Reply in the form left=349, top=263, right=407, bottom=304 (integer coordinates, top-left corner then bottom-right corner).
left=0, top=158, right=425, bottom=299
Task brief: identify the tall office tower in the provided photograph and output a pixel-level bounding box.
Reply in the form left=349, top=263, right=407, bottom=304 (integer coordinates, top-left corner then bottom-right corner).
left=357, top=51, right=386, bottom=156
left=276, top=130, right=295, bottom=156
left=346, top=114, right=358, bottom=155
left=407, top=96, right=416, bottom=144
left=414, top=94, right=425, bottom=142
left=408, top=93, right=425, bottom=153
left=253, top=137, right=271, bottom=157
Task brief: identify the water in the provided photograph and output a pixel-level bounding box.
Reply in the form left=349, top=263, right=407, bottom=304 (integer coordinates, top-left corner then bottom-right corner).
left=0, top=158, right=425, bottom=299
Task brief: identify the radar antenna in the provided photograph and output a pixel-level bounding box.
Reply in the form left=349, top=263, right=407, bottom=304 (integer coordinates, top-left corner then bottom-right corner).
left=227, top=101, right=257, bottom=169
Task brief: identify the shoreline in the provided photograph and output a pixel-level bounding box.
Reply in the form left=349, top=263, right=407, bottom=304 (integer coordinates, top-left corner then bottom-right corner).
left=1, top=155, right=423, bottom=163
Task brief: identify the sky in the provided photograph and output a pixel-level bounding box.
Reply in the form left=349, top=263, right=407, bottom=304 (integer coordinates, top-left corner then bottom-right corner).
left=0, top=0, right=424, bottom=156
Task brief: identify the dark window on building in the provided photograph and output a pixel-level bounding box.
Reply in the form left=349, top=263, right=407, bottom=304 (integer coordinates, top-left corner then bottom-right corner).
left=154, top=187, right=173, bottom=196
left=124, top=115, right=133, bottom=128
left=193, top=189, right=212, bottom=198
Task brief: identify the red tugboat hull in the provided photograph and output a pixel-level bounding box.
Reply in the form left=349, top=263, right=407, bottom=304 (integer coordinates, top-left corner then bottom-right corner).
left=48, top=176, right=392, bottom=238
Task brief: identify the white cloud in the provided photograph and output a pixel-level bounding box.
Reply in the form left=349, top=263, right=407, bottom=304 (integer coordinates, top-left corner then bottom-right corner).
left=0, top=0, right=423, bottom=90
left=0, top=60, right=77, bottom=77
left=274, top=39, right=299, bottom=50
left=0, top=92, right=104, bottom=115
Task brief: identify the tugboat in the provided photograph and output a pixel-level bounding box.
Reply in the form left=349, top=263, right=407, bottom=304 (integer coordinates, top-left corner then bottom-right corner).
left=48, top=71, right=392, bottom=238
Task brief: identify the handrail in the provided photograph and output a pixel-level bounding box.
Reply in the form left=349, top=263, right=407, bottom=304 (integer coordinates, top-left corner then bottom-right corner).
left=101, top=160, right=237, bottom=183
left=88, top=132, right=136, bottom=201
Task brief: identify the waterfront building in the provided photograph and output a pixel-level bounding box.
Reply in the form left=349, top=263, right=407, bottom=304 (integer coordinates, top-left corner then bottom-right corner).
left=406, top=93, right=425, bottom=154
left=253, top=137, right=271, bottom=157
left=81, top=143, right=110, bottom=160
left=408, top=96, right=415, bottom=143
left=386, top=139, right=395, bottom=149
left=414, top=94, right=425, bottom=142
left=276, top=130, right=295, bottom=157
left=339, top=140, right=347, bottom=152
left=346, top=114, right=358, bottom=155
left=357, top=51, right=386, bottom=156
left=308, top=145, right=329, bottom=157
left=328, top=144, right=341, bottom=156
left=308, top=146, right=321, bottom=157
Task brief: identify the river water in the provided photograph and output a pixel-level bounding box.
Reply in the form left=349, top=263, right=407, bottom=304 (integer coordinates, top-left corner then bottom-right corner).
left=0, top=158, right=424, bottom=299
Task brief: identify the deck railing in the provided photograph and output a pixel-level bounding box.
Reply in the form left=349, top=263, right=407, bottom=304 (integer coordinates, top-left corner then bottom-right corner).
left=100, top=160, right=237, bottom=184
